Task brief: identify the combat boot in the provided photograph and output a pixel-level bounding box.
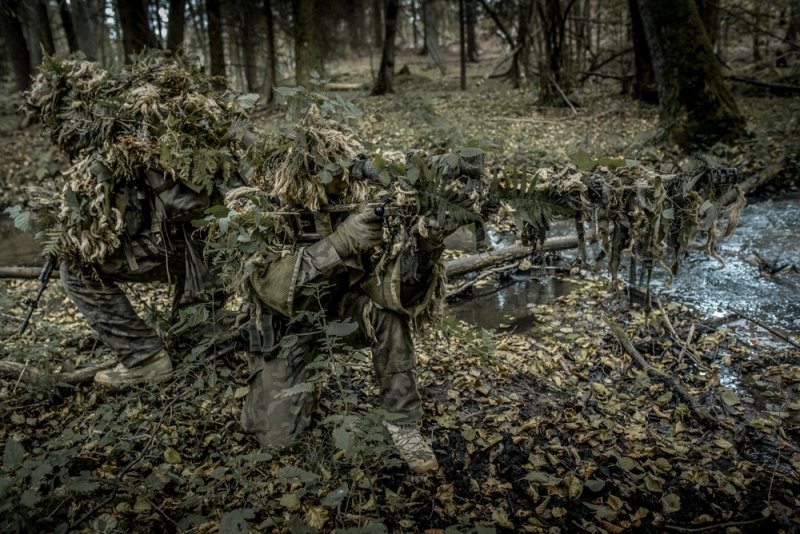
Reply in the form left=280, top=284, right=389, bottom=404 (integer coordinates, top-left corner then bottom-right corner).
left=383, top=421, right=439, bottom=474
left=94, top=350, right=173, bottom=387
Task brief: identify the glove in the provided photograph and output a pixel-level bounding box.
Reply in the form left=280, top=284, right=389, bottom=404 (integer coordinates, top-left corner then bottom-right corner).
left=327, top=209, right=383, bottom=258
left=420, top=215, right=463, bottom=248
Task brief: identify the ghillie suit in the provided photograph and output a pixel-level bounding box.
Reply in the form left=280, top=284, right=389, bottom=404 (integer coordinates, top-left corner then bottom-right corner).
left=205, top=98, right=477, bottom=468
left=492, top=157, right=745, bottom=308
left=22, top=52, right=256, bottom=372
left=24, top=52, right=253, bottom=273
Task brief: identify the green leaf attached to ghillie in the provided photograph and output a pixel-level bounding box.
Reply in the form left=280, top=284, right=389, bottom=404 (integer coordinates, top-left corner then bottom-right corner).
left=23, top=51, right=254, bottom=271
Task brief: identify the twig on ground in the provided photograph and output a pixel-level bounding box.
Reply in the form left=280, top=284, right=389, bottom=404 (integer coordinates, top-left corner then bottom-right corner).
left=730, top=308, right=800, bottom=350
left=662, top=517, right=766, bottom=533
left=655, top=298, right=707, bottom=371
left=12, top=359, right=29, bottom=394
left=605, top=318, right=727, bottom=430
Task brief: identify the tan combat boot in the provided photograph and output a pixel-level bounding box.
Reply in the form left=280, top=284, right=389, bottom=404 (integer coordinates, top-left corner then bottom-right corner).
left=384, top=421, right=439, bottom=474
left=94, top=350, right=173, bottom=387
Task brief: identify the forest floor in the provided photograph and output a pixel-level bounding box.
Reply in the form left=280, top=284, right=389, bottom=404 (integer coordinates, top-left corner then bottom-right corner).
left=1, top=48, right=800, bottom=533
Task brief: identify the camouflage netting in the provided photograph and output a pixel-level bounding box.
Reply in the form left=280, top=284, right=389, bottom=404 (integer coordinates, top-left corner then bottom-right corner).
left=23, top=51, right=255, bottom=269
left=493, top=158, right=746, bottom=285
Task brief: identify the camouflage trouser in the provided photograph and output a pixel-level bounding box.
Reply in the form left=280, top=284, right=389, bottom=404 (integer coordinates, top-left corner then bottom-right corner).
left=241, top=293, right=422, bottom=449
left=60, top=229, right=222, bottom=367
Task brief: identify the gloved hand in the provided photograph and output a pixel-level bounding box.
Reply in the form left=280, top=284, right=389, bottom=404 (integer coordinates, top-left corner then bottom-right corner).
left=418, top=215, right=462, bottom=252
left=328, top=209, right=384, bottom=258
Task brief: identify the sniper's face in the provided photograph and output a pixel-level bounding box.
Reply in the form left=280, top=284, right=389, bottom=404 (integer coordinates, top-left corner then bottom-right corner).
left=323, top=174, right=349, bottom=197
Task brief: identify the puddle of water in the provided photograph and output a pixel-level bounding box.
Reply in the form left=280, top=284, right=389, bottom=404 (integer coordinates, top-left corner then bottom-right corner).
left=448, top=275, right=579, bottom=331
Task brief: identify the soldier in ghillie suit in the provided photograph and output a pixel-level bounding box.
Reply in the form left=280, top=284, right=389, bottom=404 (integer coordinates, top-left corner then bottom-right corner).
left=23, top=53, right=254, bottom=386
left=213, top=102, right=488, bottom=474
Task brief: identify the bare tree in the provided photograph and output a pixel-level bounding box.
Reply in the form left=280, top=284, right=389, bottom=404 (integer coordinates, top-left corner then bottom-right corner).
left=294, top=0, right=323, bottom=86
left=787, top=0, right=800, bottom=46
left=262, top=0, right=277, bottom=102
left=635, top=0, right=746, bottom=147
left=372, top=0, right=383, bottom=48
left=348, top=0, right=366, bottom=55
left=372, top=0, right=399, bottom=95
left=72, top=0, right=100, bottom=60
left=423, top=0, right=445, bottom=73
left=480, top=0, right=535, bottom=88
left=30, top=1, right=56, bottom=57
left=207, top=0, right=225, bottom=78
left=166, top=0, right=186, bottom=52
left=58, top=0, right=79, bottom=53
left=695, top=0, right=720, bottom=47
left=466, top=0, right=479, bottom=62
left=536, top=0, right=577, bottom=105
left=0, top=0, right=32, bottom=91
left=628, top=0, right=657, bottom=103
left=115, top=0, right=159, bottom=60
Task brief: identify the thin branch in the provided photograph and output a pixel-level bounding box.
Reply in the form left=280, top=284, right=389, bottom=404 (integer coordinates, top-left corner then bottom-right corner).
left=548, top=73, right=578, bottom=115
left=605, top=318, right=723, bottom=430
left=662, top=517, right=767, bottom=533
left=730, top=308, right=800, bottom=350
left=726, top=76, right=800, bottom=95
left=478, top=0, right=516, bottom=47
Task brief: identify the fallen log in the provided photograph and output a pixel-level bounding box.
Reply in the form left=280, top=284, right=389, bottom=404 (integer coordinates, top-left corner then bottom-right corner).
left=1, top=233, right=591, bottom=280
left=444, top=233, right=593, bottom=278
left=0, top=360, right=114, bottom=386
left=0, top=266, right=58, bottom=279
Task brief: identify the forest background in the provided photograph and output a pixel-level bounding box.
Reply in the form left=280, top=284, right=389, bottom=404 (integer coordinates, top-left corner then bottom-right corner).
left=1, top=0, right=799, bottom=533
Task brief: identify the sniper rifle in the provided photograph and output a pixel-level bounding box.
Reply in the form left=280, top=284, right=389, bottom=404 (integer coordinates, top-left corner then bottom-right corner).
left=17, top=256, right=57, bottom=335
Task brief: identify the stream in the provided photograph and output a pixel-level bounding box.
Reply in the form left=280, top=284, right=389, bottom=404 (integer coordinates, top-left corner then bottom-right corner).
left=446, top=194, right=800, bottom=429
left=448, top=194, right=800, bottom=336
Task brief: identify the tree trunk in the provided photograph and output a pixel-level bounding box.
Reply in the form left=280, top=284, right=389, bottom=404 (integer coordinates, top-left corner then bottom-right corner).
left=235, top=0, right=259, bottom=92
left=294, top=0, right=323, bottom=86
left=752, top=3, right=761, bottom=62
left=72, top=0, right=99, bottom=60
left=0, top=0, right=33, bottom=91
left=372, top=0, right=384, bottom=48
left=536, top=0, right=573, bottom=106
left=207, top=0, right=226, bottom=78
left=348, top=0, right=366, bottom=55
left=459, top=0, right=467, bottom=90
left=115, top=0, right=159, bottom=60
left=166, top=0, right=186, bottom=52
left=466, top=0, right=479, bottom=61
left=635, top=0, right=746, bottom=148
left=423, top=0, right=445, bottom=73
left=411, top=0, right=420, bottom=49
left=695, top=0, right=720, bottom=47
left=372, top=0, right=399, bottom=95
left=787, top=0, right=800, bottom=46
left=628, top=0, right=658, bottom=104
left=32, top=1, right=56, bottom=56
left=57, top=0, right=79, bottom=53
left=478, top=0, right=533, bottom=88
left=262, top=0, right=277, bottom=102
